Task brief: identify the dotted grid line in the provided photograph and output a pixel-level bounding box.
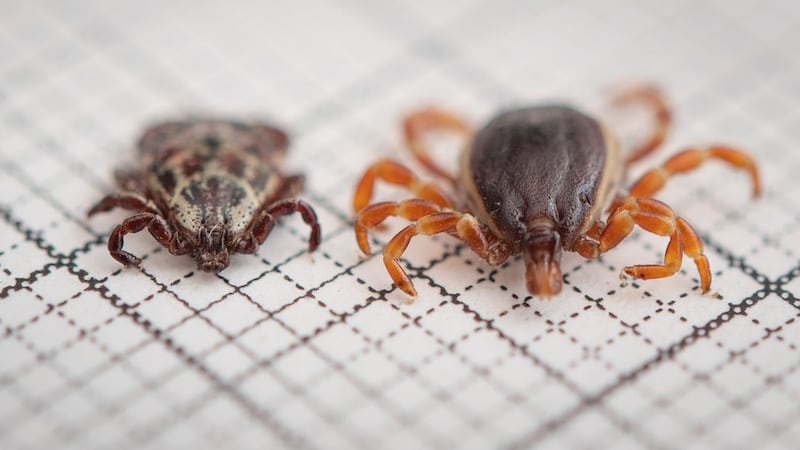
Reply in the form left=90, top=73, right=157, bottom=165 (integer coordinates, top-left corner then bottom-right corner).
left=0, top=206, right=360, bottom=449
left=1, top=0, right=799, bottom=449
left=505, top=232, right=771, bottom=447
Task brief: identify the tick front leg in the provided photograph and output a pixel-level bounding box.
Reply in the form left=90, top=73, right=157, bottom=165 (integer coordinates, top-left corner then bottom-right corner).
left=114, top=169, right=147, bottom=193
left=403, top=108, right=471, bottom=183
left=355, top=198, right=443, bottom=254
left=267, top=199, right=321, bottom=252
left=353, top=159, right=454, bottom=212
left=233, top=211, right=275, bottom=254
left=88, top=193, right=160, bottom=217
left=573, top=197, right=711, bottom=293
left=612, top=84, right=671, bottom=164
left=383, top=212, right=511, bottom=297
left=628, top=146, right=761, bottom=199
left=107, top=212, right=174, bottom=267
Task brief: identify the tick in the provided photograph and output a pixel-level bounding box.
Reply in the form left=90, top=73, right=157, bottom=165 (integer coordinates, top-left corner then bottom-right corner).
left=353, top=86, right=760, bottom=297
left=89, top=119, right=321, bottom=272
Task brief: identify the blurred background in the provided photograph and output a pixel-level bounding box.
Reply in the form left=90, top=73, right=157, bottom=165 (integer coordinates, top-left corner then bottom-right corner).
left=1, top=0, right=799, bottom=449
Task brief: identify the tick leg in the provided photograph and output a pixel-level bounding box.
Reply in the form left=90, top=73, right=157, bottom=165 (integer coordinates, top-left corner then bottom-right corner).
left=612, top=84, right=671, bottom=164
left=275, top=174, right=305, bottom=200
left=107, top=213, right=173, bottom=267
left=169, top=234, right=193, bottom=256
left=88, top=193, right=160, bottom=217
left=234, top=211, right=276, bottom=254
left=114, top=169, right=147, bottom=193
left=403, top=108, right=471, bottom=183
left=251, top=210, right=276, bottom=245
left=353, top=159, right=454, bottom=212
left=572, top=197, right=711, bottom=293
left=383, top=212, right=511, bottom=297
left=629, top=146, right=761, bottom=199
left=266, top=199, right=321, bottom=252
left=355, top=198, right=443, bottom=254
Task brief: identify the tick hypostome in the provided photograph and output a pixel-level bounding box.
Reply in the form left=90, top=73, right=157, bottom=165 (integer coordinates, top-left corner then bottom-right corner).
left=89, top=119, right=321, bottom=273
left=353, top=85, right=761, bottom=298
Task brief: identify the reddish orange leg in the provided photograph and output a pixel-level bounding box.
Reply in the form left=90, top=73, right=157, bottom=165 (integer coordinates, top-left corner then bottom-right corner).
left=383, top=212, right=511, bottom=297
left=403, top=108, right=471, bottom=183
left=355, top=198, right=443, bottom=255
left=612, top=84, right=671, bottom=164
left=353, top=159, right=454, bottom=213
left=629, top=146, right=761, bottom=199
left=573, top=197, right=711, bottom=293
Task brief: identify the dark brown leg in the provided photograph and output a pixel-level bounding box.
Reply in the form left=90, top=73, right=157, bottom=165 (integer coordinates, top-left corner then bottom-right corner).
left=233, top=211, right=275, bottom=254
left=572, top=197, right=711, bottom=293
left=233, top=188, right=302, bottom=254
left=168, top=234, right=193, bottom=256
left=253, top=125, right=290, bottom=153
left=114, top=169, right=147, bottom=193
left=382, top=211, right=511, bottom=297
left=235, top=175, right=304, bottom=254
left=612, top=84, right=671, bottom=164
left=274, top=174, right=305, bottom=200
left=355, top=198, right=443, bottom=254
left=628, top=146, right=761, bottom=199
left=88, top=193, right=159, bottom=217
left=353, top=159, right=454, bottom=212
left=266, top=199, right=321, bottom=252
left=107, top=213, right=174, bottom=267
left=403, top=108, right=471, bottom=183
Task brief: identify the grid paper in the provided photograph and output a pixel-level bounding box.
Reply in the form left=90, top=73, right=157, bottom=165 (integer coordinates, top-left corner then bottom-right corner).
left=1, top=1, right=800, bottom=449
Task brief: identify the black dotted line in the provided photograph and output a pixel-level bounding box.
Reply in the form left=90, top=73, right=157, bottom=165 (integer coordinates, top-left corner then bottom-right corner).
left=72, top=262, right=311, bottom=449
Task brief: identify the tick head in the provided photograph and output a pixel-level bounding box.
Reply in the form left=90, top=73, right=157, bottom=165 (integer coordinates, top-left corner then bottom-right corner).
left=194, top=227, right=230, bottom=273
left=523, top=228, right=563, bottom=298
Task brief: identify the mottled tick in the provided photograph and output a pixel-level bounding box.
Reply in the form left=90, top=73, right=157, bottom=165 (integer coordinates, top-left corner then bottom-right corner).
left=89, top=119, right=321, bottom=272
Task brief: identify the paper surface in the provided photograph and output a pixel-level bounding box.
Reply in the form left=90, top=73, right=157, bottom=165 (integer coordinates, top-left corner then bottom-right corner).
left=1, top=1, right=799, bottom=449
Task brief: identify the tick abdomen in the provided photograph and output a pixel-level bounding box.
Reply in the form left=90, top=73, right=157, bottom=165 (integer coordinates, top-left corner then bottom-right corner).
left=464, top=106, right=614, bottom=247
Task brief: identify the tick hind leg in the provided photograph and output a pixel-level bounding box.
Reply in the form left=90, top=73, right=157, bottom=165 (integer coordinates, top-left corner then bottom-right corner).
left=573, top=197, right=711, bottom=292
left=382, top=212, right=512, bottom=297
left=353, top=159, right=454, bottom=212
left=266, top=199, right=322, bottom=252
left=628, top=146, right=761, bottom=199
left=106, top=212, right=177, bottom=267
left=612, top=84, right=671, bottom=164
left=403, top=108, right=471, bottom=183
left=88, top=192, right=160, bottom=217
left=114, top=169, right=148, bottom=193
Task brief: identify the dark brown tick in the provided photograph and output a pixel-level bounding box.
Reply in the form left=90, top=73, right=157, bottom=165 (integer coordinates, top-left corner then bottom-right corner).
left=353, top=86, right=761, bottom=298
left=89, top=119, right=321, bottom=272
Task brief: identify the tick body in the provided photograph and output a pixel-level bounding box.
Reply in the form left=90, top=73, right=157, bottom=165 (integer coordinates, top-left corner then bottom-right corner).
left=353, top=86, right=760, bottom=297
left=89, top=119, right=321, bottom=272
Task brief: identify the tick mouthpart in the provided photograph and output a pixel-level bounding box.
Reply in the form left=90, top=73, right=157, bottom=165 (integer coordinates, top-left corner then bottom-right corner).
left=523, top=230, right=563, bottom=298
left=195, top=249, right=230, bottom=273
left=196, top=227, right=230, bottom=273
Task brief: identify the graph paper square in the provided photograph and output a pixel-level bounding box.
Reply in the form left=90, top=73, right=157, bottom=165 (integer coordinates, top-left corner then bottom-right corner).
left=2, top=1, right=800, bottom=449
